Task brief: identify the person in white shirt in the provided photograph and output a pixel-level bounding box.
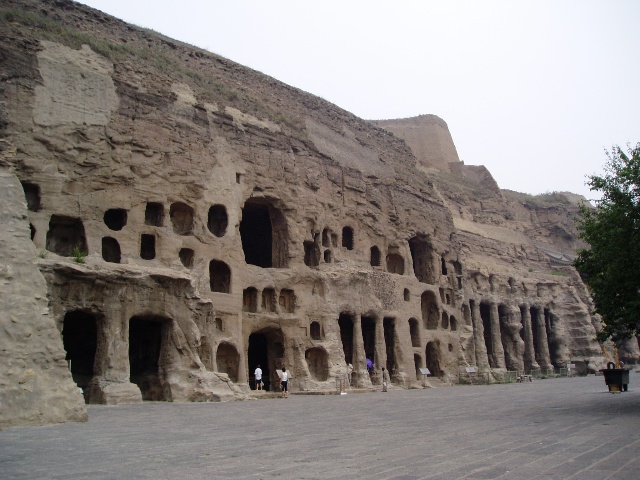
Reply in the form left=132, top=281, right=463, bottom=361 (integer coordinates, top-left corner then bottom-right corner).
left=254, top=365, right=263, bottom=390
left=280, top=367, right=289, bottom=398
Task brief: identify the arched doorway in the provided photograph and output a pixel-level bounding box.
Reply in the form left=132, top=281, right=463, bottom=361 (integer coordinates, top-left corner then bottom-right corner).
left=426, top=341, right=442, bottom=378
left=248, top=328, right=285, bottom=391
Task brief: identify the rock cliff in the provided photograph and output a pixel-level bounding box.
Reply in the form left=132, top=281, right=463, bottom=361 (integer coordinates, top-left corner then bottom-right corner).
left=1, top=0, right=635, bottom=428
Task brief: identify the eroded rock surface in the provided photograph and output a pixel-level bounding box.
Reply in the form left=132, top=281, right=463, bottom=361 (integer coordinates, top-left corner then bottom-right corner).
left=1, top=0, right=635, bottom=427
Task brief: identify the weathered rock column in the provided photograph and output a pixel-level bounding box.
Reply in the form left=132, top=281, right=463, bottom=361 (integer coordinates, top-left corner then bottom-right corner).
left=533, top=305, right=552, bottom=370
left=520, top=304, right=539, bottom=372
left=373, top=316, right=385, bottom=385
left=506, top=305, right=525, bottom=372
left=352, top=315, right=369, bottom=387
left=490, top=302, right=506, bottom=369
left=471, top=301, right=490, bottom=370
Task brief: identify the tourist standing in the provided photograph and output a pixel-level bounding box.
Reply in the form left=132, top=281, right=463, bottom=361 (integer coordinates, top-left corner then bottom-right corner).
left=280, top=367, right=289, bottom=398
left=254, top=364, right=263, bottom=390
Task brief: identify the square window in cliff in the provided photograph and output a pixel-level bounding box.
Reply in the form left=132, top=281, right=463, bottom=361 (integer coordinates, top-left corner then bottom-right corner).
left=386, top=253, right=405, bottom=275
left=170, top=202, right=194, bottom=236
left=322, top=228, right=332, bottom=247
left=370, top=246, right=381, bottom=267
left=262, top=288, right=277, bottom=313
left=179, top=248, right=194, bottom=268
left=323, top=249, right=332, bottom=263
left=215, top=317, right=224, bottom=332
left=331, top=233, right=338, bottom=248
left=304, top=240, right=320, bottom=267
left=102, top=236, right=121, bottom=263
left=140, top=234, right=156, bottom=260
left=409, top=236, right=436, bottom=284
left=21, top=182, right=41, bottom=212
left=279, top=289, right=295, bottom=313
left=310, top=321, right=322, bottom=340
left=210, top=260, right=231, bottom=293
left=240, top=200, right=289, bottom=268
left=104, top=208, right=127, bottom=231
left=145, top=202, right=164, bottom=227
left=46, top=215, right=87, bottom=257
left=404, top=289, right=411, bottom=302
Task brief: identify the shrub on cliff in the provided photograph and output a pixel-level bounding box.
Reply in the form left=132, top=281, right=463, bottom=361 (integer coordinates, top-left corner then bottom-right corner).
left=575, top=143, right=640, bottom=341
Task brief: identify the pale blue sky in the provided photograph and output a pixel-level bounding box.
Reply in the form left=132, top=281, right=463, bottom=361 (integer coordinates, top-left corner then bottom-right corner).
left=77, top=0, right=640, bottom=200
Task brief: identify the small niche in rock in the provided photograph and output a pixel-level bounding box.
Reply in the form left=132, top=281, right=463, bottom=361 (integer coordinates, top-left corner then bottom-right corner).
left=46, top=215, right=87, bottom=257
left=144, top=202, right=164, bottom=227
left=21, top=182, right=41, bottom=212
left=170, top=202, right=194, bottom=236
left=102, top=236, right=121, bottom=263
left=140, top=234, right=156, bottom=260
left=104, top=208, right=127, bottom=231
left=179, top=248, right=194, bottom=268
left=207, top=204, right=228, bottom=237
left=342, top=226, right=354, bottom=250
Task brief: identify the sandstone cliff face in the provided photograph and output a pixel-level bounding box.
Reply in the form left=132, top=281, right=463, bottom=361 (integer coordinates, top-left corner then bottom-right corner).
left=0, top=0, right=627, bottom=426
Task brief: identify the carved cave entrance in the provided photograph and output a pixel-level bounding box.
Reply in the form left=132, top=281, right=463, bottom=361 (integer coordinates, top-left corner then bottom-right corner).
left=425, top=341, right=442, bottom=377
left=422, top=291, right=439, bottom=330
left=409, top=235, right=436, bottom=284
left=338, top=313, right=354, bottom=366
left=62, top=311, right=98, bottom=403
left=248, top=328, right=284, bottom=391
left=480, top=302, right=495, bottom=368
left=129, top=316, right=170, bottom=401
left=361, top=316, right=376, bottom=382
left=240, top=200, right=288, bottom=268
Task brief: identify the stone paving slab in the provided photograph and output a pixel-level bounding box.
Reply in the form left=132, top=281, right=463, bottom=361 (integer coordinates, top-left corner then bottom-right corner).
left=1, top=374, right=639, bottom=479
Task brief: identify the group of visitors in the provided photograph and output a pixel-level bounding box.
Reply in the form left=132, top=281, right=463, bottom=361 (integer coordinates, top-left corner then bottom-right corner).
left=254, top=360, right=391, bottom=397
left=254, top=364, right=290, bottom=398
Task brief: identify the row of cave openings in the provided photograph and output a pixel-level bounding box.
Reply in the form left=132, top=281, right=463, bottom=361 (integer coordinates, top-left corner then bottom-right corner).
left=471, top=300, right=562, bottom=371
left=338, top=313, right=452, bottom=384
left=61, top=310, right=330, bottom=401
left=23, top=182, right=464, bottom=292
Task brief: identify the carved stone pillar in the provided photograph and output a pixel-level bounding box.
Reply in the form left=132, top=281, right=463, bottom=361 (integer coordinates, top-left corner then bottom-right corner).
left=352, top=315, right=369, bottom=387
left=490, top=302, right=506, bottom=369
left=471, top=302, right=489, bottom=370
left=521, top=304, right=539, bottom=372
left=375, top=316, right=385, bottom=376
left=533, top=306, right=552, bottom=370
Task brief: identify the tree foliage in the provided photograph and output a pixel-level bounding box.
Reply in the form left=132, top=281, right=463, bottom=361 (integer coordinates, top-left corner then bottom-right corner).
left=574, top=143, right=640, bottom=341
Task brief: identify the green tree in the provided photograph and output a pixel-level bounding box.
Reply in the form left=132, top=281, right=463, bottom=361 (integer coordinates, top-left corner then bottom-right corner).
left=574, top=143, right=640, bottom=341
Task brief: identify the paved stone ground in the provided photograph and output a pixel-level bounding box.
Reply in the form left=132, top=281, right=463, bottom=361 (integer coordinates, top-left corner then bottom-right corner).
left=1, top=374, right=639, bottom=480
